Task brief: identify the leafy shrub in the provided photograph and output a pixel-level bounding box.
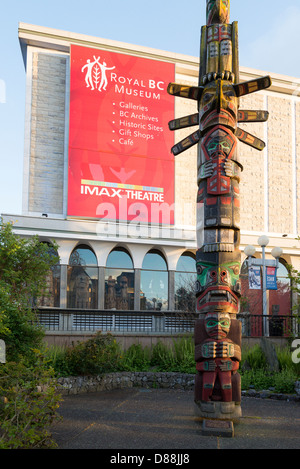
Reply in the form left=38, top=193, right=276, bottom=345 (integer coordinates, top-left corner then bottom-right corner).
left=150, top=340, right=176, bottom=370
left=150, top=337, right=195, bottom=374
left=240, top=368, right=297, bottom=394
left=43, top=345, right=73, bottom=377
left=241, top=344, right=267, bottom=370
left=63, top=332, right=122, bottom=376
left=45, top=335, right=299, bottom=394
left=272, top=369, right=298, bottom=394
left=276, top=346, right=300, bottom=376
left=0, top=355, right=61, bottom=449
left=120, top=344, right=151, bottom=371
left=0, top=220, right=59, bottom=362
left=241, top=369, right=273, bottom=390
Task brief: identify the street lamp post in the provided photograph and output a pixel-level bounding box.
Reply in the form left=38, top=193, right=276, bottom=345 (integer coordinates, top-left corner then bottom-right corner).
left=244, top=237, right=283, bottom=337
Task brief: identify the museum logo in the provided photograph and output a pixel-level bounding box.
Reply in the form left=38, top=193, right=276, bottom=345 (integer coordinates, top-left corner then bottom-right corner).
left=81, top=55, right=116, bottom=92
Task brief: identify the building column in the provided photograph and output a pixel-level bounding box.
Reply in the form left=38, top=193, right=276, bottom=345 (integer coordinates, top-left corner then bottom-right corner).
left=134, top=269, right=141, bottom=310
left=168, top=270, right=175, bottom=312
left=60, top=264, right=68, bottom=309
left=98, top=266, right=105, bottom=309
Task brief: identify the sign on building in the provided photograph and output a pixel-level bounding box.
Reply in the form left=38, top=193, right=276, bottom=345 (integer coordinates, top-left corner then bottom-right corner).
left=266, top=266, right=277, bottom=290
left=68, top=45, right=175, bottom=223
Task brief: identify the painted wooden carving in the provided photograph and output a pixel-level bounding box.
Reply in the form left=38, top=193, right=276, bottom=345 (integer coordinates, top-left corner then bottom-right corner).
left=167, top=0, right=271, bottom=421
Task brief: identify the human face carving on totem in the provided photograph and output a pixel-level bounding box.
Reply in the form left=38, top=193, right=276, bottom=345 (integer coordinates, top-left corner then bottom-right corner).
left=204, top=312, right=231, bottom=339
left=206, top=0, right=230, bottom=25
left=197, top=260, right=241, bottom=294
left=199, top=79, right=237, bottom=133
left=201, top=126, right=237, bottom=163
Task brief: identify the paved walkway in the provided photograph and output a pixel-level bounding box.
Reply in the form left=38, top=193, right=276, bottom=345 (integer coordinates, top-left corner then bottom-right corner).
left=51, top=388, right=300, bottom=451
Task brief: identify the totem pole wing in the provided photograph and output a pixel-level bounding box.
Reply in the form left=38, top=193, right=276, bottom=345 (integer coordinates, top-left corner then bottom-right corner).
left=169, top=113, right=199, bottom=130
left=238, top=110, right=269, bottom=123
left=236, top=128, right=265, bottom=151
left=234, top=76, right=272, bottom=98
left=167, top=83, right=203, bottom=100
left=171, top=130, right=201, bottom=155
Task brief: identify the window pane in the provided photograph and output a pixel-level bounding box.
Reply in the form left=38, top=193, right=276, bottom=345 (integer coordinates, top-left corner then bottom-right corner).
left=176, top=253, right=196, bottom=272
left=175, top=272, right=196, bottom=312
left=106, top=248, right=133, bottom=269
left=140, top=270, right=168, bottom=310
left=277, top=260, right=289, bottom=280
left=39, top=265, right=61, bottom=307
left=70, top=245, right=97, bottom=266
left=38, top=244, right=60, bottom=307
left=105, top=268, right=134, bottom=310
left=142, top=250, right=167, bottom=271
left=240, top=258, right=291, bottom=317
left=67, top=266, right=98, bottom=309
left=269, top=260, right=291, bottom=319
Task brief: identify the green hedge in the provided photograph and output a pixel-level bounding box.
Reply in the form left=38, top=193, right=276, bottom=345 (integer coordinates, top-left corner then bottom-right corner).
left=45, top=332, right=299, bottom=394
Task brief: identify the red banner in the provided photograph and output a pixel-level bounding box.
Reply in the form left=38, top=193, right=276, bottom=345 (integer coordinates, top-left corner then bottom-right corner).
left=68, top=45, right=175, bottom=223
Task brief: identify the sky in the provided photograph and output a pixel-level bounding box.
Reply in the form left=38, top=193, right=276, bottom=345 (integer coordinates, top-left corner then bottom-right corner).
left=1, top=0, right=300, bottom=216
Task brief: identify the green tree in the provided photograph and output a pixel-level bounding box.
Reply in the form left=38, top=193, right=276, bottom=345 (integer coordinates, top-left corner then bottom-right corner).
left=287, top=264, right=300, bottom=313
left=0, top=220, right=59, bottom=362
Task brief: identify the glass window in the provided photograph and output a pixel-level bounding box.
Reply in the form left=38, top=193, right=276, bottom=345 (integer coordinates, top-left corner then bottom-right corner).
left=141, top=250, right=168, bottom=311
left=240, top=257, right=262, bottom=314
left=175, top=252, right=196, bottom=312
left=269, top=259, right=291, bottom=316
left=240, top=257, right=291, bottom=315
left=105, top=248, right=134, bottom=310
left=69, top=245, right=97, bottom=266
left=39, top=243, right=60, bottom=307
left=67, top=245, right=98, bottom=309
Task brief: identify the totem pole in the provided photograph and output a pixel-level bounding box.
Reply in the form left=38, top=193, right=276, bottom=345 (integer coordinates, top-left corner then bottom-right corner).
left=167, top=0, right=271, bottom=422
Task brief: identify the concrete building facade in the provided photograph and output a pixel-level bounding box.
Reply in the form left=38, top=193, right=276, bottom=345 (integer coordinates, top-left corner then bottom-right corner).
left=2, top=24, right=300, bottom=341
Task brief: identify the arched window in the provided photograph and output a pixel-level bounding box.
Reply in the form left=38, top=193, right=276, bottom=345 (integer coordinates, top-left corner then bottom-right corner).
left=38, top=243, right=60, bottom=307
left=67, top=245, right=98, bottom=309
left=240, top=257, right=291, bottom=316
left=269, top=259, right=291, bottom=316
left=240, top=257, right=262, bottom=314
left=141, top=250, right=168, bottom=311
left=105, top=247, right=134, bottom=310
left=175, top=252, right=196, bottom=312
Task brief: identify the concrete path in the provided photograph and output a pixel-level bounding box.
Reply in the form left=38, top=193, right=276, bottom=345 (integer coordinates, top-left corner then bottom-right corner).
left=51, top=388, right=300, bottom=451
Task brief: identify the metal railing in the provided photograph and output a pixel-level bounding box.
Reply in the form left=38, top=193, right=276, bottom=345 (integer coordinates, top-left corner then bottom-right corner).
left=238, top=313, right=299, bottom=338
left=35, top=308, right=299, bottom=337
left=36, top=308, right=197, bottom=334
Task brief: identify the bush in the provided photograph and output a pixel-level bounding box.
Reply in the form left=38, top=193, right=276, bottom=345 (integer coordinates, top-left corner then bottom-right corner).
left=43, top=345, right=73, bottom=377
left=272, top=368, right=298, bottom=394
left=63, top=332, right=122, bottom=376
left=276, top=346, right=300, bottom=375
left=241, top=344, right=267, bottom=370
left=0, top=355, right=61, bottom=449
left=241, top=369, right=273, bottom=391
left=45, top=335, right=299, bottom=394
left=150, top=337, right=195, bottom=374
left=0, top=220, right=59, bottom=362
left=120, top=344, right=152, bottom=371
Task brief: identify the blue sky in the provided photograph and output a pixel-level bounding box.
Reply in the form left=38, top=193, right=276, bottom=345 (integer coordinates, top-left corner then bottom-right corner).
left=1, top=0, right=300, bottom=216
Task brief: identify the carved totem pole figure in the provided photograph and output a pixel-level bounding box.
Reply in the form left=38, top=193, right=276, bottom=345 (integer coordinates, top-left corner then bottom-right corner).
left=168, top=0, right=271, bottom=421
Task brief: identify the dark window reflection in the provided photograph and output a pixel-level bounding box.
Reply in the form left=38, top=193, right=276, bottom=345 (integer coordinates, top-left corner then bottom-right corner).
left=67, top=245, right=98, bottom=309
left=269, top=260, right=291, bottom=316
left=240, top=258, right=291, bottom=316
left=38, top=243, right=60, bottom=307
left=175, top=252, right=196, bottom=312
left=141, top=250, right=168, bottom=311
left=105, top=248, right=134, bottom=310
